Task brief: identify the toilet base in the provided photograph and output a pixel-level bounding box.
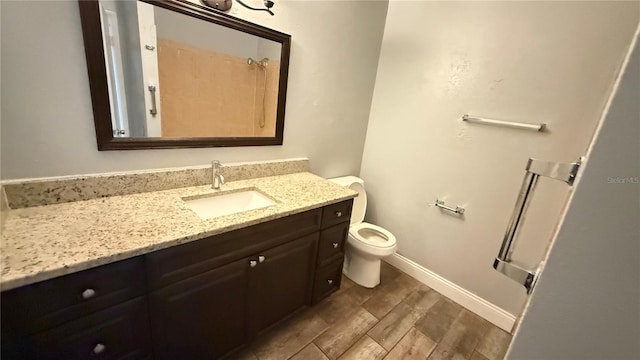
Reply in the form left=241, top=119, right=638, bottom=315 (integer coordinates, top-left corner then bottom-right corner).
left=343, top=252, right=383, bottom=288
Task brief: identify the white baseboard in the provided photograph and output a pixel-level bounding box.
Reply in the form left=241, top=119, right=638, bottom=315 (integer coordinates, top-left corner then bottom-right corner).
left=384, top=253, right=516, bottom=333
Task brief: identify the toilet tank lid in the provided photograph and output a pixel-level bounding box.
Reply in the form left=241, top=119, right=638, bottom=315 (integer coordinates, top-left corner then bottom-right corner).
left=328, top=176, right=364, bottom=187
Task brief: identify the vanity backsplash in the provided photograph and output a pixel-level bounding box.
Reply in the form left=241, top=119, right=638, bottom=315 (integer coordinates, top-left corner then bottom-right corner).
left=2, top=158, right=309, bottom=209
left=0, top=187, right=8, bottom=229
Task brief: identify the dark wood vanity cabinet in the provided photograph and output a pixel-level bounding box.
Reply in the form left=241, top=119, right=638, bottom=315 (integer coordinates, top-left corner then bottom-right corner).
left=313, top=201, right=353, bottom=304
left=27, top=298, right=152, bottom=360
left=149, top=234, right=319, bottom=359
left=245, top=233, right=318, bottom=336
left=148, top=258, right=249, bottom=359
left=321, top=200, right=353, bottom=228
left=0, top=257, right=152, bottom=360
left=1, top=200, right=353, bottom=359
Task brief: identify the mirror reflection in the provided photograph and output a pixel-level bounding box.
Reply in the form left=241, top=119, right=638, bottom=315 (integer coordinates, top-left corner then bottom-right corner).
left=99, top=0, right=282, bottom=138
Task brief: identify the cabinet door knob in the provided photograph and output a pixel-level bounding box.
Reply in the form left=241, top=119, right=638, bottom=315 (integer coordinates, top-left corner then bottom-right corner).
left=335, top=211, right=342, bottom=217
left=258, top=255, right=266, bottom=263
left=327, top=279, right=333, bottom=285
left=82, top=288, right=96, bottom=299
left=249, top=260, right=258, bottom=268
left=332, top=242, right=339, bottom=249
left=93, top=343, right=106, bottom=354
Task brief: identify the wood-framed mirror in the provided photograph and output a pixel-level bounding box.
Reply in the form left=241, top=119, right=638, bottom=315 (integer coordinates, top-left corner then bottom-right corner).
left=78, top=0, right=291, bottom=150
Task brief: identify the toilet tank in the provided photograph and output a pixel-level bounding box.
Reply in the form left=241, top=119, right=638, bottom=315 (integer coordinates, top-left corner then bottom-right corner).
left=328, top=176, right=366, bottom=225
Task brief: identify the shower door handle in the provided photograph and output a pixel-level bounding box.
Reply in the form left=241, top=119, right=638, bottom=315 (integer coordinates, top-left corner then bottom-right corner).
left=493, top=157, right=581, bottom=294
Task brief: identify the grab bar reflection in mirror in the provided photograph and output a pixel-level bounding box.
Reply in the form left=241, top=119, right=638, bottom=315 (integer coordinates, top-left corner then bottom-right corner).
left=148, top=85, right=158, bottom=117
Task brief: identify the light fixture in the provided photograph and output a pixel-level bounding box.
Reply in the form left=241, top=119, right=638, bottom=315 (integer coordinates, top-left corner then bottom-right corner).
left=202, top=0, right=275, bottom=16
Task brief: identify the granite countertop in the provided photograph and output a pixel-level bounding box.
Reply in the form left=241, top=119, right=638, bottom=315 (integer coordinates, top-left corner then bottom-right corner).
left=0, top=172, right=357, bottom=291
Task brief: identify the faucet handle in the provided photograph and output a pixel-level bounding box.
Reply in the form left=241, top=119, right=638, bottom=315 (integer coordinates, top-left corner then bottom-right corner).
left=212, top=160, right=222, bottom=169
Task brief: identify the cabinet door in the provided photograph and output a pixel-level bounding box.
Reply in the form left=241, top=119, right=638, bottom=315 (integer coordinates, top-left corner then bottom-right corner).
left=318, top=222, right=349, bottom=266
left=247, top=233, right=318, bottom=336
left=1, top=257, right=145, bottom=336
left=6, top=297, right=152, bottom=360
left=321, top=200, right=353, bottom=228
left=148, top=258, right=249, bottom=360
left=313, top=257, right=344, bottom=304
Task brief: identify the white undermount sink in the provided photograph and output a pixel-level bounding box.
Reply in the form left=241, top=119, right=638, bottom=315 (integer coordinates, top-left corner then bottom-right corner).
left=183, top=189, right=276, bottom=220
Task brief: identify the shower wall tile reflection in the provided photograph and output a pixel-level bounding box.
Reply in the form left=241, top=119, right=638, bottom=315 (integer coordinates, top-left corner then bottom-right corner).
left=157, top=38, right=279, bottom=138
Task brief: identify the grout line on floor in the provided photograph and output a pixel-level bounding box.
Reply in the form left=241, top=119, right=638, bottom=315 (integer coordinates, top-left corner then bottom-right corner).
left=250, top=267, right=511, bottom=360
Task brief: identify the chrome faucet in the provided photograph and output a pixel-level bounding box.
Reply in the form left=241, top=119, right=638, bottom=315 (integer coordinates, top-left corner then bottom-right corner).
left=212, top=160, right=225, bottom=189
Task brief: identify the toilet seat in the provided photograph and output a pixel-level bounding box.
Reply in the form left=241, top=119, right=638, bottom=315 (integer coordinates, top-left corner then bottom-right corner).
left=329, top=176, right=398, bottom=288
left=349, top=222, right=397, bottom=248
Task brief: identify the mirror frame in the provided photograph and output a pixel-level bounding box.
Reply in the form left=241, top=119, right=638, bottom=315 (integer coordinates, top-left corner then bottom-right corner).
left=78, top=0, right=291, bottom=150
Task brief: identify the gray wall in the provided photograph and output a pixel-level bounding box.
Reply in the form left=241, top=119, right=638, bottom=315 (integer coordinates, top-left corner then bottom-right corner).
left=358, top=0, right=639, bottom=316
left=0, top=0, right=388, bottom=179
left=507, top=28, right=640, bottom=359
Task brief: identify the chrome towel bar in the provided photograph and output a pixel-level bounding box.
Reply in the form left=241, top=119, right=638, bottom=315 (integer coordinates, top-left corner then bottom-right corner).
left=435, top=200, right=465, bottom=215
left=462, top=114, right=546, bottom=132
left=493, top=157, right=582, bottom=294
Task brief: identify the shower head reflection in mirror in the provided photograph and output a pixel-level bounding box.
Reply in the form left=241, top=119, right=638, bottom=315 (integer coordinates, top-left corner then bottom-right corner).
left=247, top=57, right=269, bottom=68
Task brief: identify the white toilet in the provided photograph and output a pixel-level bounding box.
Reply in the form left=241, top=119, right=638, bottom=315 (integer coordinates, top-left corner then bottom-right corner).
left=329, top=176, right=397, bottom=288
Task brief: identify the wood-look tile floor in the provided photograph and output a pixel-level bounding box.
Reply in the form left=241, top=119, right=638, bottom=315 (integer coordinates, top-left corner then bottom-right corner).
left=233, top=263, right=512, bottom=360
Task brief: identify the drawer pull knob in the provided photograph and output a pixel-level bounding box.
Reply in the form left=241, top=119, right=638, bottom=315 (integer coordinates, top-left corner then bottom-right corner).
left=327, top=279, right=333, bottom=285
left=82, top=289, right=96, bottom=299
left=335, top=211, right=342, bottom=217
left=332, top=242, right=339, bottom=248
left=258, top=255, right=266, bottom=263
left=93, top=343, right=106, bottom=354
left=250, top=260, right=258, bottom=268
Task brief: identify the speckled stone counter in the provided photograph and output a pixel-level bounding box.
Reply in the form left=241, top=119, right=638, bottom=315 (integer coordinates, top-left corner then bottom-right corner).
left=3, top=158, right=310, bottom=209
left=0, top=172, right=356, bottom=291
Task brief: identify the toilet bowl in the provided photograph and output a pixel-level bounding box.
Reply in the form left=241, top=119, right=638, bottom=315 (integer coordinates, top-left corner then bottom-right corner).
left=329, top=176, right=397, bottom=288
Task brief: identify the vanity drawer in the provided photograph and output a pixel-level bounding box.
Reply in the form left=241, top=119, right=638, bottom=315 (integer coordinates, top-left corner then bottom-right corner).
left=312, top=258, right=344, bottom=304
left=318, top=222, right=349, bottom=266
left=12, top=297, right=152, bottom=360
left=1, top=257, right=146, bottom=335
left=146, top=208, right=322, bottom=290
left=321, top=200, right=353, bottom=228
